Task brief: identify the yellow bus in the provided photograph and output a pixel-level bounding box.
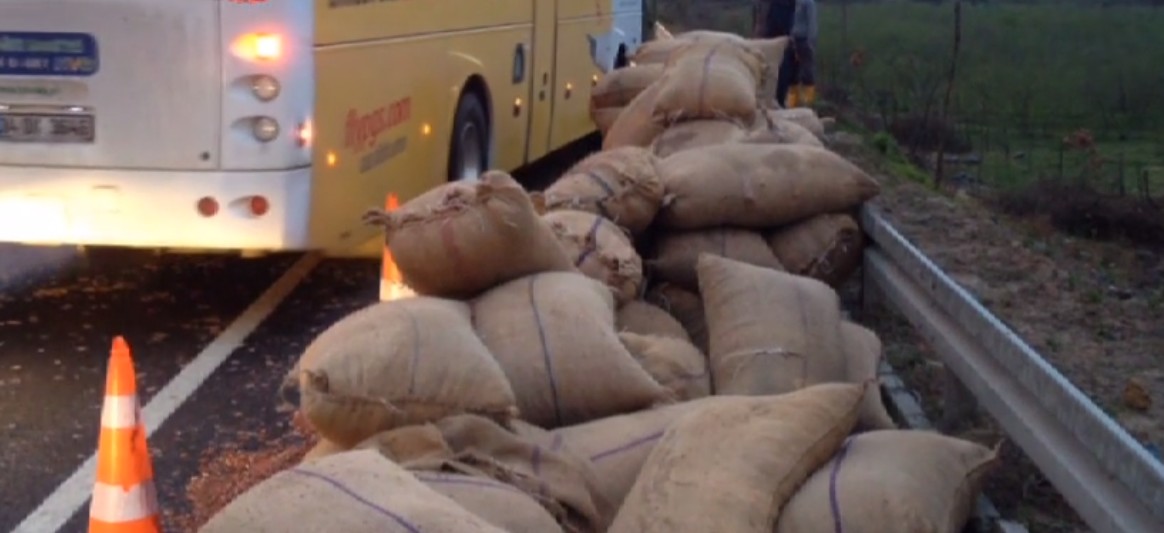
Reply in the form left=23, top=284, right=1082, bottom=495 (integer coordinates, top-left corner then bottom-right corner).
left=0, top=0, right=645, bottom=255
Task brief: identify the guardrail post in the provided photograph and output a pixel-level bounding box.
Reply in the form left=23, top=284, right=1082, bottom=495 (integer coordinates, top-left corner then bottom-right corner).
left=940, top=369, right=979, bottom=432
left=859, top=262, right=879, bottom=322
left=864, top=235, right=979, bottom=432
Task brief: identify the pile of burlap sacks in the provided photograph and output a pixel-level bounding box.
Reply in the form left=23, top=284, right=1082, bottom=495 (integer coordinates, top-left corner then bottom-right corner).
left=200, top=30, right=1000, bottom=533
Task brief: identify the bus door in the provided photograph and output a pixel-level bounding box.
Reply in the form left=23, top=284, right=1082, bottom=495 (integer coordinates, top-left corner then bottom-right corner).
left=523, top=0, right=557, bottom=163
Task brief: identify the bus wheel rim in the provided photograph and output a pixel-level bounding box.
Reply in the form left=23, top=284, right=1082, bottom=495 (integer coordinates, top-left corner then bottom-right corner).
left=458, top=122, right=483, bottom=181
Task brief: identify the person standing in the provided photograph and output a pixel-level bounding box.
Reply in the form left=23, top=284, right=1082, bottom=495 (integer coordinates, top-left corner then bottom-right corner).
left=754, top=0, right=817, bottom=108
left=788, top=0, right=818, bottom=108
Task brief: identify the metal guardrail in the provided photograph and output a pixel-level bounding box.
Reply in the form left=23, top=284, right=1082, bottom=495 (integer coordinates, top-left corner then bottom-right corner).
left=859, top=204, right=1164, bottom=533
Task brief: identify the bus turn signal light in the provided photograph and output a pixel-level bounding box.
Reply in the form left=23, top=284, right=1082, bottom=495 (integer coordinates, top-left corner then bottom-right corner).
left=297, top=120, right=313, bottom=147
left=254, top=34, right=282, bottom=61
left=232, top=33, right=283, bottom=62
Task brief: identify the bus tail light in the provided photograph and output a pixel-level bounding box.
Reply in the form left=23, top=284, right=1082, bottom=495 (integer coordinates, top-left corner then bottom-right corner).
left=196, top=197, right=219, bottom=217
left=249, top=196, right=270, bottom=217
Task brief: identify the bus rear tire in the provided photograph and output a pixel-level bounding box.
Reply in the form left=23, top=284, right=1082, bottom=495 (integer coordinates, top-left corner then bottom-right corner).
left=448, top=93, right=490, bottom=182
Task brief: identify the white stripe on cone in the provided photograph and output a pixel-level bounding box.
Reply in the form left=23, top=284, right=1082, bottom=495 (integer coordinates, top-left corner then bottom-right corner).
left=379, top=279, right=415, bottom=302
left=89, top=481, right=159, bottom=522
left=99, top=394, right=141, bottom=430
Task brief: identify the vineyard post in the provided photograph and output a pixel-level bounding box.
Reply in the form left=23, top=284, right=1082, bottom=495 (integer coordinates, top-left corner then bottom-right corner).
left=934, top=0, right=963, bottom=189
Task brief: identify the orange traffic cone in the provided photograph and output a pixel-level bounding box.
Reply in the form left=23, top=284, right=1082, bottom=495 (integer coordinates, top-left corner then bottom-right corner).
left=379, top=194, right=415, bottom=302
left=89, top=337, right=161, bottom=533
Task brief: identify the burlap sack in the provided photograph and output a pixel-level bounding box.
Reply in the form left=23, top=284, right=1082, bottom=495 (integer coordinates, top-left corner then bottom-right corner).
left=776, top=430, right=1000, bottom=533
left=199, top=449, right=507, bottom=533
left=747, top=115, right=824, bottom=147
left=633, top=39, right=720, bottom=66
left=769, top=107, right=826, bottom=138
left=436, top=415, right=613, bottom=532
left=648, top=228, right=785, bottom=289
left=656, top=143, right=881, bottom=229
left=645, top=282, right=709, bottom=353
left=697, top=254, right=846, bottom=396
left=355, top=423, right=454, bottom=464
left=677, top=30, right=749, bottom=42
left=472, top=272, right=670, bottom=428
left=616, top=300, right=692, bottom=342
left=535, top=146, right=664, bottom=234
left=766, top=213, right=864, bottom=287
left=634, top=34, right=784, bottom=103
left=294, top=298, right=518, bottom=447
left=301, top=438, right=349, bottom=463
left=417, top=473, right=565, bottom=533
left=608, top=384, right=865, bottom=533
left=546, top=399, right=723, bottom=508
left=362, top=415, right=612, bottom=533
left=840, top=321, right=897, bottom=431
left=602, top=78, right=668, bottom=150
left=650, top=119, right=750, bottom=158
left=619, top=332, right=710, bottom=401
left=749, top=37, right=790, bottom=103
left=651, top=42, right=763, bottom=123
left=631, top=30, right=748, bottom=65
left=362, top=170, right=573, bottom=297
left=654, top=21, right=674, bottom=40
left=592, top=63, right=665, bottom=110
left=543, top=209, right=643, bottom=305
left=591, top=106, right=622, bottom=135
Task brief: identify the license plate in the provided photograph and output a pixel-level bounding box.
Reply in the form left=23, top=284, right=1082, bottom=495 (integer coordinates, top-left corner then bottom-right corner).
left=0, top=112, right=95, bottom=143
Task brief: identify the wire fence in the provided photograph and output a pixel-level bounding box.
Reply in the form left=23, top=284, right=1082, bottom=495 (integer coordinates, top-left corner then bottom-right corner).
left=946, top=122, right=1164, bottom=199
left=819, top=50, right=1164, bottom=202
left=652, top=0, right=1164, bottom=204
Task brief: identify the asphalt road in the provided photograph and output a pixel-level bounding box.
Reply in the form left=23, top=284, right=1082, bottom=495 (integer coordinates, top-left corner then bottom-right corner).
left=0, top=135, right=597, bottom=533
left=0, top=244, right=303, bottom=532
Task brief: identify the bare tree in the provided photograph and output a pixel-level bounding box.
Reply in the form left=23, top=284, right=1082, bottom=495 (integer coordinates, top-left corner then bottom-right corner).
left=934, top=0, right=963, bottom=189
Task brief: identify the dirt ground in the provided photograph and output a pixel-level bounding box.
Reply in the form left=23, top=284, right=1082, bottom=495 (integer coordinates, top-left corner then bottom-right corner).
left=834, top=132, right=1164, bottom=533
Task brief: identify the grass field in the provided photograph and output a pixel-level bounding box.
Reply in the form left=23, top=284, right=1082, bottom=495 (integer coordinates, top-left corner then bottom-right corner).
left=656, top=0, right=1164, bottom=195
left=816, top=1, right=1164, bottom=126
left=814, top=0, right=1164, bottom=193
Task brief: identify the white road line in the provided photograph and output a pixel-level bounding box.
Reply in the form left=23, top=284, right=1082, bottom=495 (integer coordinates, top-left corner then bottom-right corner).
left=12, top=252, right=322, bottom=533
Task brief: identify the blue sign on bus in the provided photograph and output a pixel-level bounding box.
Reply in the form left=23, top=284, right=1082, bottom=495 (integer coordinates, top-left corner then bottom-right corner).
left=0, top=32, right=100, bottom=77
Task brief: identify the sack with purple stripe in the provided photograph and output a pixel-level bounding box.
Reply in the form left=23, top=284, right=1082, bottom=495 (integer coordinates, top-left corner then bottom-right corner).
left=471, top=272, right=670, bottom=428
left=291, top=297, right=518, bottom=448
left=776, top=430, right=999, bottom=533
left=416, top=472, right=564, bottom=533
left=199, top=449, right=507, bottom=532
left=520, top=398, right=727, bottom=509
left=533, top=146, right=664, bottom=235
left=608, top=384, right=865, bottom=533
left=543, top=209, right=643, bottom=306
left=359, top=414, right=613, bottom=533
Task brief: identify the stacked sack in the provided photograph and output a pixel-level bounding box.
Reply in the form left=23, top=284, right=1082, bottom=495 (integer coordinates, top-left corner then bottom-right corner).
left=200, top=29, right=1000, bottom=533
